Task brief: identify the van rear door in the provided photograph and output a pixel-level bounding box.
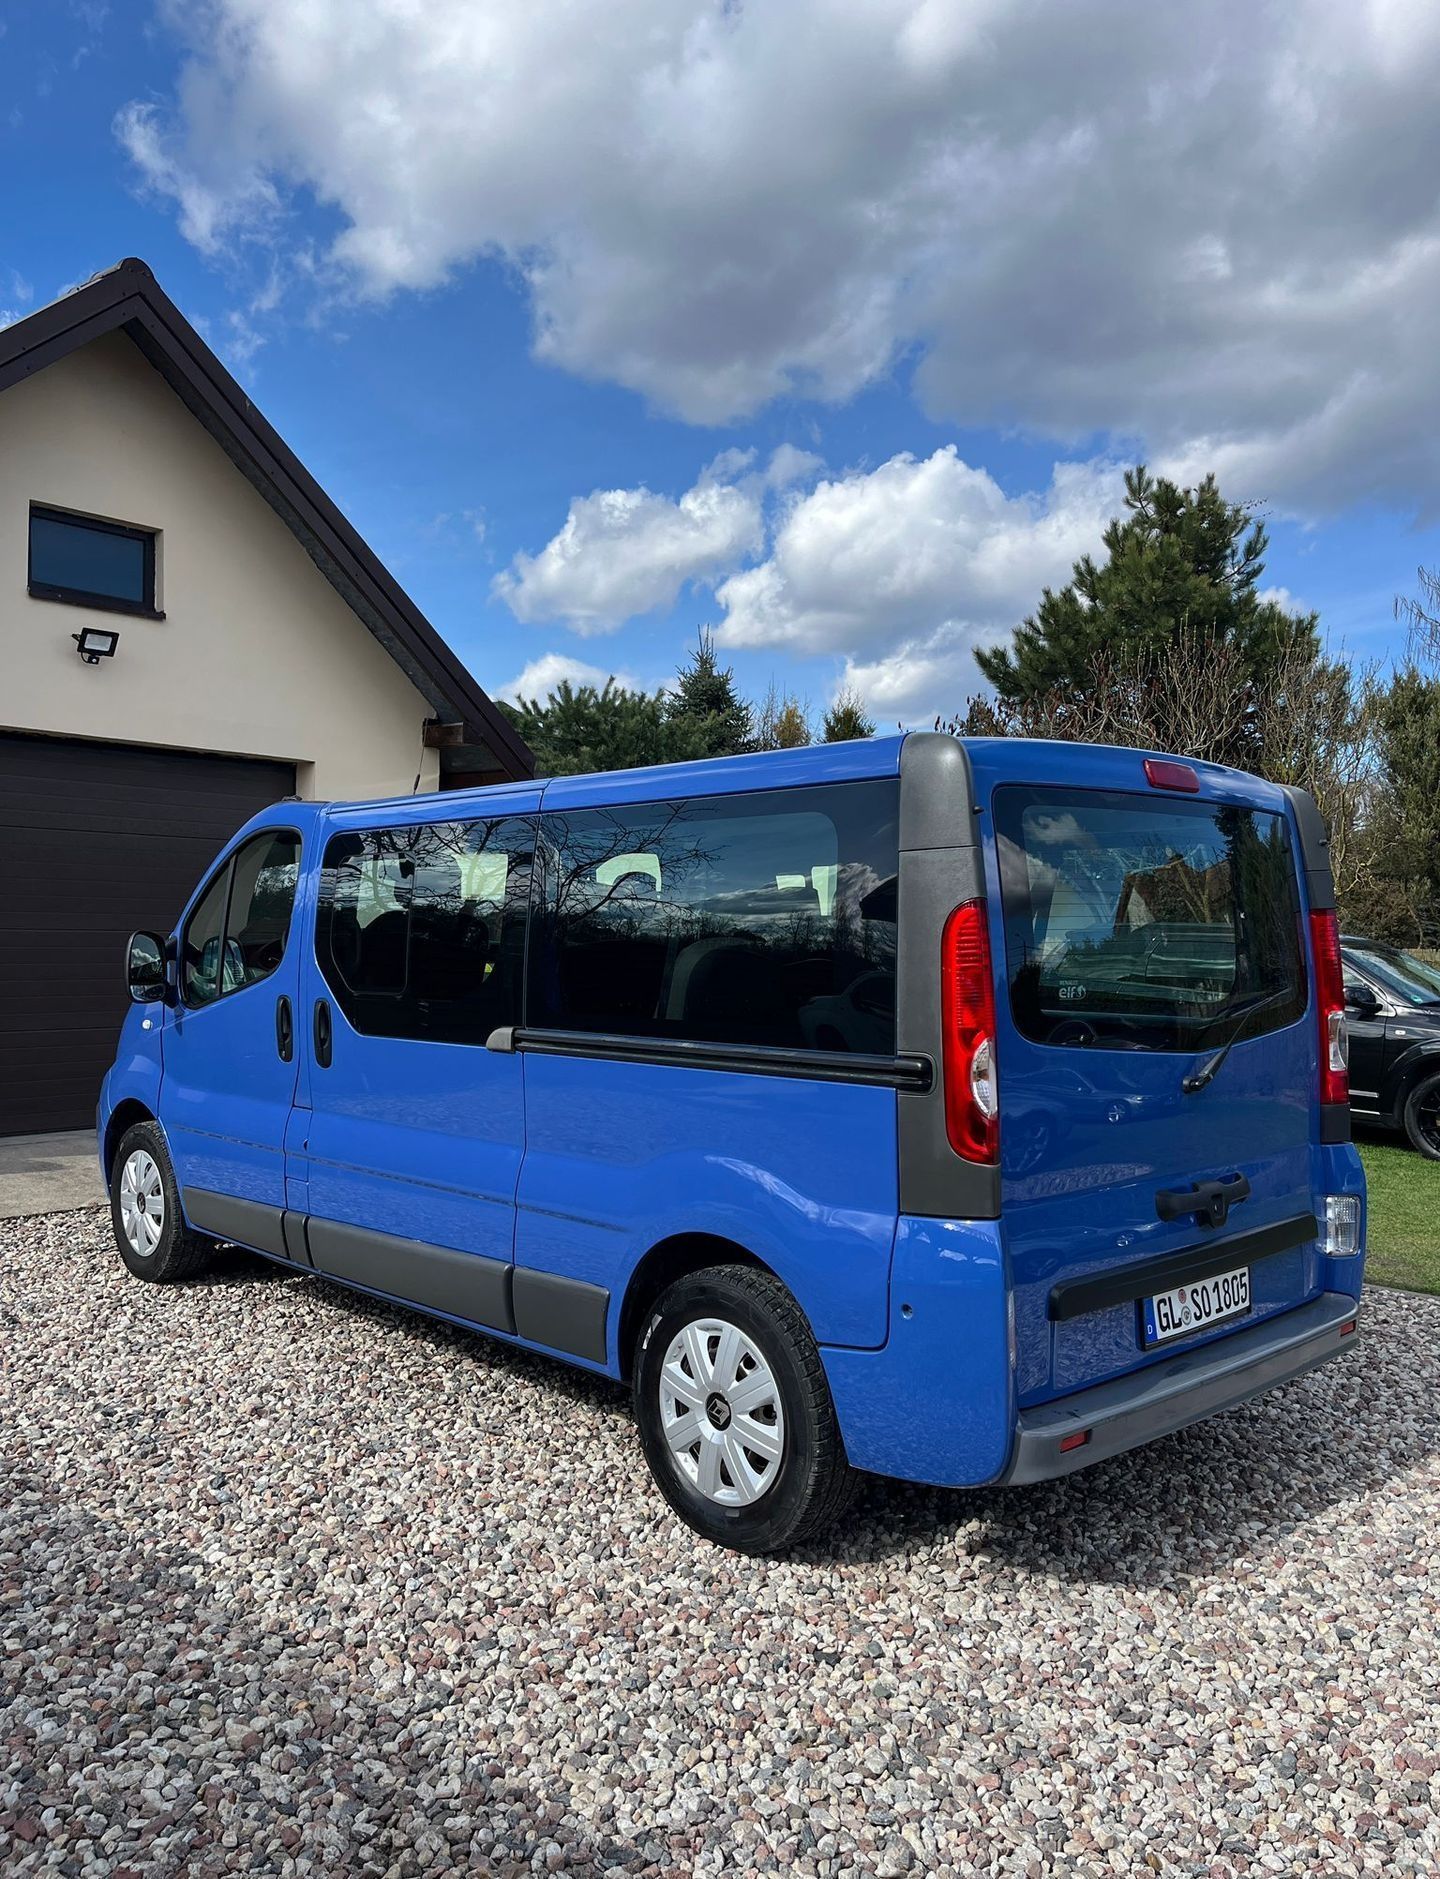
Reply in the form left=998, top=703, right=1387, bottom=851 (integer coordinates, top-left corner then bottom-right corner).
left=985, top=764, right=1322, bottom=1408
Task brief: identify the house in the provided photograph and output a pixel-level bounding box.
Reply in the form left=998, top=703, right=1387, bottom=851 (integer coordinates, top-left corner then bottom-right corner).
left=0, top=258, right=532, bottom=1134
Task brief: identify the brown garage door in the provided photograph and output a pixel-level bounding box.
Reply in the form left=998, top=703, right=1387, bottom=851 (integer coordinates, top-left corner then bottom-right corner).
left=0, top=733, right=296, bottom=1136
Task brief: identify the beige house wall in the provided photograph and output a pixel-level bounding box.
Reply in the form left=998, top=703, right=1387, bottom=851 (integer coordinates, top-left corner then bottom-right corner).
left=0, top=331, right=440, bottom=798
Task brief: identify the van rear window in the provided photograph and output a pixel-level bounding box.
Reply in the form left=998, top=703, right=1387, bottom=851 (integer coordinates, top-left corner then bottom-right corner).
left=994, top=786, right=1306, bottom=1052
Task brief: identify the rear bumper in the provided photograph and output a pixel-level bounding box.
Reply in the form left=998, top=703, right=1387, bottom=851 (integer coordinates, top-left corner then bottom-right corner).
left=998, top=1291, right=1361, bottom=1485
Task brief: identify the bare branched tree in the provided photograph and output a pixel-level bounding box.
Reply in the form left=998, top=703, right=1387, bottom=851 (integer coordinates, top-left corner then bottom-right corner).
left=1395, top=564, right=1440, bottom=671
left=945, top=628, right=1383, bottom=918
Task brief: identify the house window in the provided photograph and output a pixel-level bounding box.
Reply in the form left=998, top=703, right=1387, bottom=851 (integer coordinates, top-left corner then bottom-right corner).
left=28, top=505, right=162, bottom=619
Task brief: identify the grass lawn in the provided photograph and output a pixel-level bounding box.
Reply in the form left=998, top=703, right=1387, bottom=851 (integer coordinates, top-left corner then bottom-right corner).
left=1357, top=1133, right=1440, bottom=1294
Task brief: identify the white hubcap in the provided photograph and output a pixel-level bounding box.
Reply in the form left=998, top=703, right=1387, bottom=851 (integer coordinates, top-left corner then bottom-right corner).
left=659, top=1317, right=786, bottom=1506
left=119, top=1149, right=164, bottom=1257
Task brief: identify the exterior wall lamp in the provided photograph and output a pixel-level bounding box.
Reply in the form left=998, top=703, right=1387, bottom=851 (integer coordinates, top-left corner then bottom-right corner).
left=72, top=627, right=120, bottom=665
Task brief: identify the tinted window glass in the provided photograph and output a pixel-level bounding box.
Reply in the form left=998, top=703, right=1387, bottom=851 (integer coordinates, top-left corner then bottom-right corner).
left=30, top=509, right=151, bottom=607
left=995, top=786, right=1305, bottom=1052
left=1344, top=944, right=1440, bottom=1007
left=181, top=867, right=229, bottom=1007
left=180, top=830, right=301, bottom=1007
left=532, top=780, right=900, bottom=1053
left=317, top=818, right=533, bottom=1044
left=225, top=832, right=301, bottom=991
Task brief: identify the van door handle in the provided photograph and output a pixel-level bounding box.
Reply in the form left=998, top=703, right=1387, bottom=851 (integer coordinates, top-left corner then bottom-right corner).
left=313, top=997, right=333, bottom=1069
left=1155, top=1173, right=1251, bottom=1230
left=275, top=995, right=294, bottom=1062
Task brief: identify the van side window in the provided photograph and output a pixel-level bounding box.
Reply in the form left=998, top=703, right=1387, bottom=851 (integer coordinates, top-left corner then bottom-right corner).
left=316, top=817, right=533, bottom=1044
left=180, top=829, right=301, bottom=1007
left=227, top=832, right=303, bottom=991
left=180, top=866, right=229, bottom=1007
left=532, top=780, right=900, bottom=1054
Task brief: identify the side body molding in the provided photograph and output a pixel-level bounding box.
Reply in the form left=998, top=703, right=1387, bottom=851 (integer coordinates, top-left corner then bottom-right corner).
left=179, top=1190, right=612, bottom=1364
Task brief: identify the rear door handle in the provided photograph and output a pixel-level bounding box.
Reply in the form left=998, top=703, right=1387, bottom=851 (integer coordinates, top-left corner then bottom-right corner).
left=1155, top=1173, right=1251, bottom=1230
left=313, top=997, right=332, bottom=1069
left=275, top=995, right=294, bottom=1062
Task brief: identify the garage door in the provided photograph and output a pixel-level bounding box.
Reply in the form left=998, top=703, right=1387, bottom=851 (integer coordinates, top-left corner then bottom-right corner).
left=0, top=734, right=296, bottom=1136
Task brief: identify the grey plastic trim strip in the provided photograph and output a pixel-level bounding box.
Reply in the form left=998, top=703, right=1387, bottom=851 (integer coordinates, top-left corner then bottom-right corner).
left=185, top=1188, right=290, bottom=1260
left=184, top=1185, right=613, bottom=1363
left=1319, top=1102, right=1352, bottom=1145
left=512, top=1267, right=610, bottom=1365
left=999, top=1292, right=1359, bottom=1485
left=281, top=1210, right=311, bottom=1267
left=1048, top=1213, right=1317, bottom=1322
left=305, top=1216, right=516, bottom=1335
left=1280, top=785, right=1336, bottom=914
left=895, top=734, right=1000, bottom=1219
left=898, top=731, right=982, bottom=851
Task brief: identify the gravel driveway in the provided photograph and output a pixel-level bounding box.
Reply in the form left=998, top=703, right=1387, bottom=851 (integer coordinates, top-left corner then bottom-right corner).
left=3, top=1211, right=1437, bottom=1877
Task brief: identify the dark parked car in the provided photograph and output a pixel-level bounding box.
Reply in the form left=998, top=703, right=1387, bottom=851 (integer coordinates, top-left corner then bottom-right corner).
left=1341, top=938, right=1440, bottom=1159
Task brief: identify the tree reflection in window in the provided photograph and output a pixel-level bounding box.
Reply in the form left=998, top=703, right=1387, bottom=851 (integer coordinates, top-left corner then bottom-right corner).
left=533, top=781, right=901, bottom=1053
left=317, top=817, right=532, bottom=1044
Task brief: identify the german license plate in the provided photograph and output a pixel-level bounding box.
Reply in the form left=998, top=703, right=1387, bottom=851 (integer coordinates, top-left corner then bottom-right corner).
left=1142, top=1266, right=1251, bottom=1347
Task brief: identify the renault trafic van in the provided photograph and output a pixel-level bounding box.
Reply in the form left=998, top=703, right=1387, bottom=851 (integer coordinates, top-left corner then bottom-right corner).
left=100, top=734, right=1366, bottom=1553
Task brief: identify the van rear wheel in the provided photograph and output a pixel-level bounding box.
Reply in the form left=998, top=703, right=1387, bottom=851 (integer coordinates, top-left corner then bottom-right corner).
left=109, top=1122, right=212, bottom=1282
left=633, top=1265, right=856, bottom=1555
left=1402, top=1070, right=1440, bottom=1161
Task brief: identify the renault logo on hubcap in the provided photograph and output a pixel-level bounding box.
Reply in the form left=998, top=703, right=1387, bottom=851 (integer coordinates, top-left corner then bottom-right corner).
left=705, top=1392, right=731, bottom=1430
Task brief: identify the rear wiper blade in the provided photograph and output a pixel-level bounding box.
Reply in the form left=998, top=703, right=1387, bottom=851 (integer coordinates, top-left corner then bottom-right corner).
left=1181, top=989, right=1293, bottom=1095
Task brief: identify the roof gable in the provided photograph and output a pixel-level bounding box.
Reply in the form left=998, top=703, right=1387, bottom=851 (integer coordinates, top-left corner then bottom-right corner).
left=0, top=259, right=532, bottom=781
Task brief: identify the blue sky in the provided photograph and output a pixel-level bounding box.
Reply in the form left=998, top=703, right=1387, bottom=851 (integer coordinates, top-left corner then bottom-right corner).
left=5, top=0, right=1439, bottom=725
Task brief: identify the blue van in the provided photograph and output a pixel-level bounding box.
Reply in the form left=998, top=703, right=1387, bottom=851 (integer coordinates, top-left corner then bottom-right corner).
left=100, top=734, right=1366, bottom=1553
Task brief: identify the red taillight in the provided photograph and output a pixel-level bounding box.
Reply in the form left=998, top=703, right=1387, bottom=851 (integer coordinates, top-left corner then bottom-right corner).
left=1309, top=907, right=1349, bottom=1107
left=1058, top=1429, right=1091, bottom=1454
left=1143, top=757, right=1200, bottom=792
left=941, top=899, right=998, bottom=1164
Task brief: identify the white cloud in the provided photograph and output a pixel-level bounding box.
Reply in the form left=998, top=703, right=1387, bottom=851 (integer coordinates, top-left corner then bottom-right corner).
left=835, top=630, right=1005, bottom=729
left=0, top=266, right=33, bottom=330
left=1258, top=585, right=1305, bottom=614
left=714, top=449, right=1125, bottom=716
left=764, top=444, right=826, bottom=492
left=118, top=0, right=1440, bottom=510
left=493, top=453, right=767, bottom=634
left=498, top=442, right=1123, bottom=723
left=115, top=100, right=279, bottom=255
left=497, top=653, right=638, bottom=703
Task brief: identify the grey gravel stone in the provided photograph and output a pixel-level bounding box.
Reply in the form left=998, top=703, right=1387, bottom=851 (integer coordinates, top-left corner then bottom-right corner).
left=2, top=1210, right=1438, bottom=1876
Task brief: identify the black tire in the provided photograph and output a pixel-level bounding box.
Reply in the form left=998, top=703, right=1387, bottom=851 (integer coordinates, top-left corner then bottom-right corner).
left=633, top=1264, right=857, bottom=1555
left=109, top=1121, right=212, bottom=1282
left=1402, top=1070, right=1440, bottom=1161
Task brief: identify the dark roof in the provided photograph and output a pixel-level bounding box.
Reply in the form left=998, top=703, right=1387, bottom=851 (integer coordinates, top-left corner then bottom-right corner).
left=0, top=258, right=533, bottom=781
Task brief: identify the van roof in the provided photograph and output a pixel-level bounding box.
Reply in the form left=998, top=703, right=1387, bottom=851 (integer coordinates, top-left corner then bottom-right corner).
left=319, top=729, right=1288, bottom=822
left=326, top=731, right=910, bottom=816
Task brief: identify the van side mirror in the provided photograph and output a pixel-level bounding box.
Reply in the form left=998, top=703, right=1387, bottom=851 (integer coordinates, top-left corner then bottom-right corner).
left=1344, top=981, right=1380, bottom=1016
left=126, top=930, right=169, bottom=1004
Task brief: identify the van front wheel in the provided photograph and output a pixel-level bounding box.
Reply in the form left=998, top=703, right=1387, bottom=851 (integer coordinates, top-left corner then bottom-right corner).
left=109, top=1122, right=212, bottom=1282
left=633, top=1265, right=856, bottom=1554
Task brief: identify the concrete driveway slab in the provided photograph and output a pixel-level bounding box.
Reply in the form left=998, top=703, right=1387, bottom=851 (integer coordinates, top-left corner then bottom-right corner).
left=0, top=1130, right=104, bottom=1219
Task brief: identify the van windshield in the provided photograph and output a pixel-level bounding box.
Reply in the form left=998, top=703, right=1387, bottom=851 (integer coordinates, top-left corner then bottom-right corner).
left=994, top=785, right=1306, bottom=1052
left=1344, top=942, right=1440, bottom=1007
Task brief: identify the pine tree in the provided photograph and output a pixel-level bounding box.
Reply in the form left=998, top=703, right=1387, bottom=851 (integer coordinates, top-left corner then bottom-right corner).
left=1371, top=664, right=1440, bottom=944
left=822, top=689, right=876, bottom=742
left=754, top=682, right=811, bottom=749
left=666, top=628, right=754, bottom=756
left=975, top=467, right=1320, bottom=743
left=499, top=680, right=705, bottom=777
